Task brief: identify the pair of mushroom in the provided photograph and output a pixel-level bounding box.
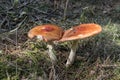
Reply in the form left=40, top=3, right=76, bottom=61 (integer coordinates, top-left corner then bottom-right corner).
left=28, top=23, right=102, bottom=67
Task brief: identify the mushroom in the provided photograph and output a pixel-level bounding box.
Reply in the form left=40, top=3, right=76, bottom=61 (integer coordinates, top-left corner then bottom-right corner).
left=28, top=24, right=64, bottom=63
left=59, top=23, right=102, bottom=67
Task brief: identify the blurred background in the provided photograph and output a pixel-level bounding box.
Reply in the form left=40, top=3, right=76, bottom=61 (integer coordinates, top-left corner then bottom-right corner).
left=0, top=0, right=120, bottom=80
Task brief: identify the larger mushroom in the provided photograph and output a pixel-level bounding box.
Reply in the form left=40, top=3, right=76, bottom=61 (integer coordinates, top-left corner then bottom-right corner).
left=59, top=23, right=102, bottom=67
left=28, top=24, right=64, bottom=64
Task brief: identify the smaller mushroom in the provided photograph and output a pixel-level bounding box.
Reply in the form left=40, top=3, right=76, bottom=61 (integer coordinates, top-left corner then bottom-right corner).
left=28, top=24, right=64, bottom=64
left=59, top=23, right=102, bottom=67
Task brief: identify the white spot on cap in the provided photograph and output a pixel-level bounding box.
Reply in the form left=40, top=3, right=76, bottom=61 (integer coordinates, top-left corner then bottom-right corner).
left=37, top=35, right=43, bottom=41
left=78, top=34, right=84, bottom=37
left=70, top=28, right=74, bottom=30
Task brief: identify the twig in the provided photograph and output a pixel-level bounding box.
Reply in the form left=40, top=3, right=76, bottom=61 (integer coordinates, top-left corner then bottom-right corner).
left=96, top=74, right=112, bottom=80
left=27, top=6, right=50, bottom=15
left=63, top=0, right=69, bottom=20
left=49, top=65, right=59, bottom=80
left=6, top=70, right=10, bottom=80
left=0, top=16, right=27, bottom=45
left=7, top=62, right=23, bottom=71
left=97, top=64, right=120, bottom=68
left=0, top=16, right=7, bottom=29
left=0, top=16, right=27, bottom=36
left=8, top=0, right=34, bottom=11
left=3, top=37, right=17, bottom=45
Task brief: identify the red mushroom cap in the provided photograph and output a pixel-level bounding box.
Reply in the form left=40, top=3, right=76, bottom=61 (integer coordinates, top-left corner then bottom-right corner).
left=28, top=24, right=64, bottom=42
left=59, top=23, right=102, bottom=42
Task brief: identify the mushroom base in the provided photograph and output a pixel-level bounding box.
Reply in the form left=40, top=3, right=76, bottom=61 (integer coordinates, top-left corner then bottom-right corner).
left=47, top=42, right=57, bottom=64
left=66, top=40, right=79, bottom=67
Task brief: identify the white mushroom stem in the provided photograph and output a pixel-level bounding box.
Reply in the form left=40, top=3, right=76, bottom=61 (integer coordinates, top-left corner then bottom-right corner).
left=66, top=40, right=79, bottom=67
left=47, top=42, right=57, bottom=64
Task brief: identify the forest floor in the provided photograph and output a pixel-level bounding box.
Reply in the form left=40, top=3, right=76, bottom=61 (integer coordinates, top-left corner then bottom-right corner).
left=0, top=0, right=120, bottom=80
